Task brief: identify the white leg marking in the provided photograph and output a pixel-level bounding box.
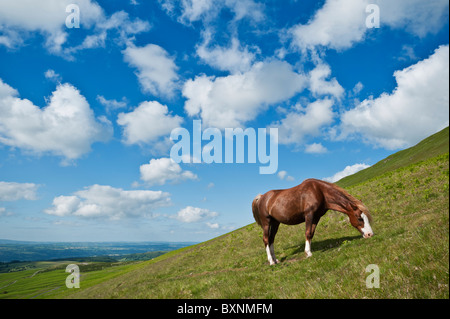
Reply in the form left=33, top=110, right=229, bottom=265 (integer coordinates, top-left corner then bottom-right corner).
left=269, top=244, right=279, bottom=264
left=305, top=240, right=312, bottom=257
left=266, top=245, right=275, bottom=265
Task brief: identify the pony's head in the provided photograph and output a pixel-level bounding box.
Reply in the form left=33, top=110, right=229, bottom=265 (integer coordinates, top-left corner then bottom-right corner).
left=349, top=203, right=374, bottom=238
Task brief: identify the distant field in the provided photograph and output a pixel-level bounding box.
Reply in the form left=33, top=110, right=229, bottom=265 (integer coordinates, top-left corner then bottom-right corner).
left=0, top=260, right=147, bottom=299
left=0, top=242, right=195, bottom=298
left=0, top=241, right=196, bottom=263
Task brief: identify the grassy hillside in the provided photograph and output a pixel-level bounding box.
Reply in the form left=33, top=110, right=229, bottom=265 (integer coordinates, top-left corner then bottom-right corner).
left=60, top=156, right=448, bottom=298
left=2, top=129, right=448, bottom=299
left=0, top=259, right=153, bottom=299
left=338, top=126, right=449, bottom=187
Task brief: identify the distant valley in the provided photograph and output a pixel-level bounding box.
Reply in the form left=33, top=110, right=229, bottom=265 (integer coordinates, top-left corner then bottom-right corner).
left=0, top=239, right=196, bottom=265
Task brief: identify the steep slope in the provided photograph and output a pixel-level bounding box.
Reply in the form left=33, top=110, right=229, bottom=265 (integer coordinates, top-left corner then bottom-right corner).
left=51, top=131, right=448, bottom=299
left=337, top=127, right=449, bottom=187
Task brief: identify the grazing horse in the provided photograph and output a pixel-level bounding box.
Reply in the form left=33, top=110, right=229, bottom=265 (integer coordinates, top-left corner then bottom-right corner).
left=252, top=178, right=373, bottom=265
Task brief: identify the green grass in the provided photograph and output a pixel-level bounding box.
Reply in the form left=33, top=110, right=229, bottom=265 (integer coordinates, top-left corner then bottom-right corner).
left=58, top=153, right=448, bottom=299
left=2, top=128, right=448, bottom=299
left=0, top=260, right=147, bottom=299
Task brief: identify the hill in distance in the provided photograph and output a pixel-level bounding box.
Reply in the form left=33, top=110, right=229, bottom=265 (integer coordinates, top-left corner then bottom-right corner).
left=1, top=127, right=448, bottom=299
left=0, top=240, right=196, bottom=263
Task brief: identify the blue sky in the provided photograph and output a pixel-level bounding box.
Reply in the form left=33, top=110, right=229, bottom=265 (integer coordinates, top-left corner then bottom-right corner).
left=0, top=0, right=448, bottom=242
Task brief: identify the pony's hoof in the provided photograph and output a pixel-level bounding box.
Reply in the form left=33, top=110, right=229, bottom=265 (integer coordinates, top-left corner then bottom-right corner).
left=305, top=252, right=312, bottom=258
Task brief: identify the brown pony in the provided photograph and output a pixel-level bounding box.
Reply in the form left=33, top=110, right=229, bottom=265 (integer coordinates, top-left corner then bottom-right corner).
left=252, top=178, right=373, bottom=265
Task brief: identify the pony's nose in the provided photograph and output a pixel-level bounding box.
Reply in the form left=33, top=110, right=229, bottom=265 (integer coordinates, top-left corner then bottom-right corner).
left=364, top=232, right=373, bottom=238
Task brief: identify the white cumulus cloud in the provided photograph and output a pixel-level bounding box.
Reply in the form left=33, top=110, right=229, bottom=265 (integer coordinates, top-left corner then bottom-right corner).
left=117, top=101, right=183, bottom=146
left=44, top=69, right=62, bottom=83
left=160, top=0, right=264, bottom=25
left=379, top=0, right=449, bottom=38
left=309, top=63, right=344, bottom=99
left=183, top=59, right=307, bottom=128
left=289, top=0, right=449, bottom=53
left=45, top=184, right=171, bottom=220
left=196, top=32, right=257, bottom=73
left=0, top=0, right=102, bottom=53
left=305, top=143, right=328, bottom=154
left=324, top=163, right=370, bottom=183
left=0, top=0, right=150, bottom=57
left=174, top=206, right=218, bottom=223
left=339, top=45, right=449, bottom=150
left=289, top=0, right=368, bottom=52
left=123, top=43, right=179, bottom=98
left=97, top=95, right=127, bottom=113
left=206, top=222, right=219, bottom=229
left=271, top=99, right=335, bottom=146
left=277, top=170, right=294, bottom=181
left=140, top=157, right=198, bottom=185
left=0, top=79, right=112, bottom=160
left=0, top=181, right=39, bottom=201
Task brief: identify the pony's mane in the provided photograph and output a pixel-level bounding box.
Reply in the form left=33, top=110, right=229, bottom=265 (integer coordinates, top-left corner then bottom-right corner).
left=322, top=180, right=373, bottom=223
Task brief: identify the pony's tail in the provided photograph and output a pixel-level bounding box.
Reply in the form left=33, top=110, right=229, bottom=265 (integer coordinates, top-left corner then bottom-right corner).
left=252, top=194, right=263, bottom=227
